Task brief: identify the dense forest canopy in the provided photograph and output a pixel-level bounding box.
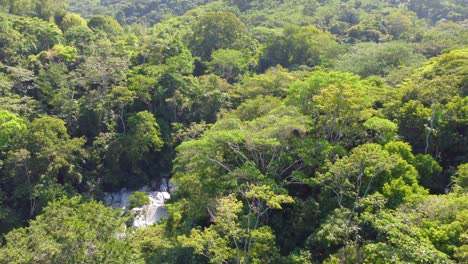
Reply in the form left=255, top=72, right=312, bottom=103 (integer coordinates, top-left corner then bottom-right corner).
left=0, top=0, right=467, bottom=263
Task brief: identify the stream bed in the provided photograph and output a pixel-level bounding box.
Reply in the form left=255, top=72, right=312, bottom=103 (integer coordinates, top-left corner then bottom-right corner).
left=103, top=178, right=174, bottom=227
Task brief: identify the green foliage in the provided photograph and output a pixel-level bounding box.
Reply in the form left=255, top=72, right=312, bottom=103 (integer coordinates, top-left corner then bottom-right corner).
left=363, top=117, right=398, bottom=143
left=104, top=85, right=136, bottom=133
left=128, top=223, right=192, bottom=263
left=47, top=44, right=78, bottom=62
left=452, top=163, right=468, bottom=193
left=129, top=192, right=151, bottom=209
left=0, top=110, right=27, bottom=150
left=69, top=0, right=215, bottom=25
left=0, top=0, right=68, bottom=20
left=0, top=196, right=138, bottom=263
left=189, top=12, right=253, bottom=60
left=418, top=21, right=468, bottom=57
left=139, top=29, right=192, bottom=65
left=178, top=194, right=286, bottom=263
left=413, top=153, right=442, bottom=190
left=172, top=100, right=310, bottom=229
left=287, top=70, right=377, bottom=145
left=384, top=141, right=415, bottom=164
left=347, top=13, right=389, bottom=42
left=363, top=193, right=468, bottom=262
left=126, top=111, right=164, bottom=160
left=259, top=25, right=339, bottom=70
left=208, top=49, right=251, bottom=83
left=0, top=13, right=63, bottom=65
left=0, top=114, right=86, bottom=228
left=384, top=9, right=420, bottom=40
left=60, top=13, right=87, bottom=31
left=402, top=48, right=468, bottom=105
left=311, top=208, right=359, bottom=250
left=88, top=15, right=124, bottom=37
left=235, top=66, right=303, bottom=100
left=334, top=42, right=424, bottom=78
left=396, top=100, right=432, bottom=153
left=319, top=143, right=427, bottom=210
left=363, top=210, right=452, bottom=263
left=0, top=1, right=466, bottom=263
left=408, top=0, right=468, bottom=24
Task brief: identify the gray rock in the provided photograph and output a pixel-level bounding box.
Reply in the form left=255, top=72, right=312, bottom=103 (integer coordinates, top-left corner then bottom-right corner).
left=103, top=184, right=171, bottom=228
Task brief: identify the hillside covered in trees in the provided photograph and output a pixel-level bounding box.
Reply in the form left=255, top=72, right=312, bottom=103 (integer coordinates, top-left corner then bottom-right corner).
left=0, top=0, right=467, bottom=263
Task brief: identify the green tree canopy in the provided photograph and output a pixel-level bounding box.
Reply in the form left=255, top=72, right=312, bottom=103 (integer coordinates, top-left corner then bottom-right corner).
left=0, top=196, right=137, bottom=264
left=189, top=12, right=253, bottom=60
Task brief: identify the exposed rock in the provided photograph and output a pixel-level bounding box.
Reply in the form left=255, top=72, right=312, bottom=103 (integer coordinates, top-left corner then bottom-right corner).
left=103, top=183, right=171, bottom=228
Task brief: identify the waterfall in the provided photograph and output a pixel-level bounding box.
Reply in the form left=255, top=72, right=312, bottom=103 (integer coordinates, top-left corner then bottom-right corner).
left=103, top=178, right=173, bottom=227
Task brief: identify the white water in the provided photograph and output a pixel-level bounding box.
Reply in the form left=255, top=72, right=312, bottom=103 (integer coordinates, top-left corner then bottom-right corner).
left=103, top=178, right=174, bottom=228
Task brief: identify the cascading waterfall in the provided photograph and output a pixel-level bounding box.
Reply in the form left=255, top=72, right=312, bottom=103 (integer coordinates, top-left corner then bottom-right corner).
left=103, top=178, right=173, bottom=227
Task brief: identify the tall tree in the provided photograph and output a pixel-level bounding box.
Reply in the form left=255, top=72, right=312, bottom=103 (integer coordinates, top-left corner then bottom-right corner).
left=0, top=197, right=138, bottom=264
